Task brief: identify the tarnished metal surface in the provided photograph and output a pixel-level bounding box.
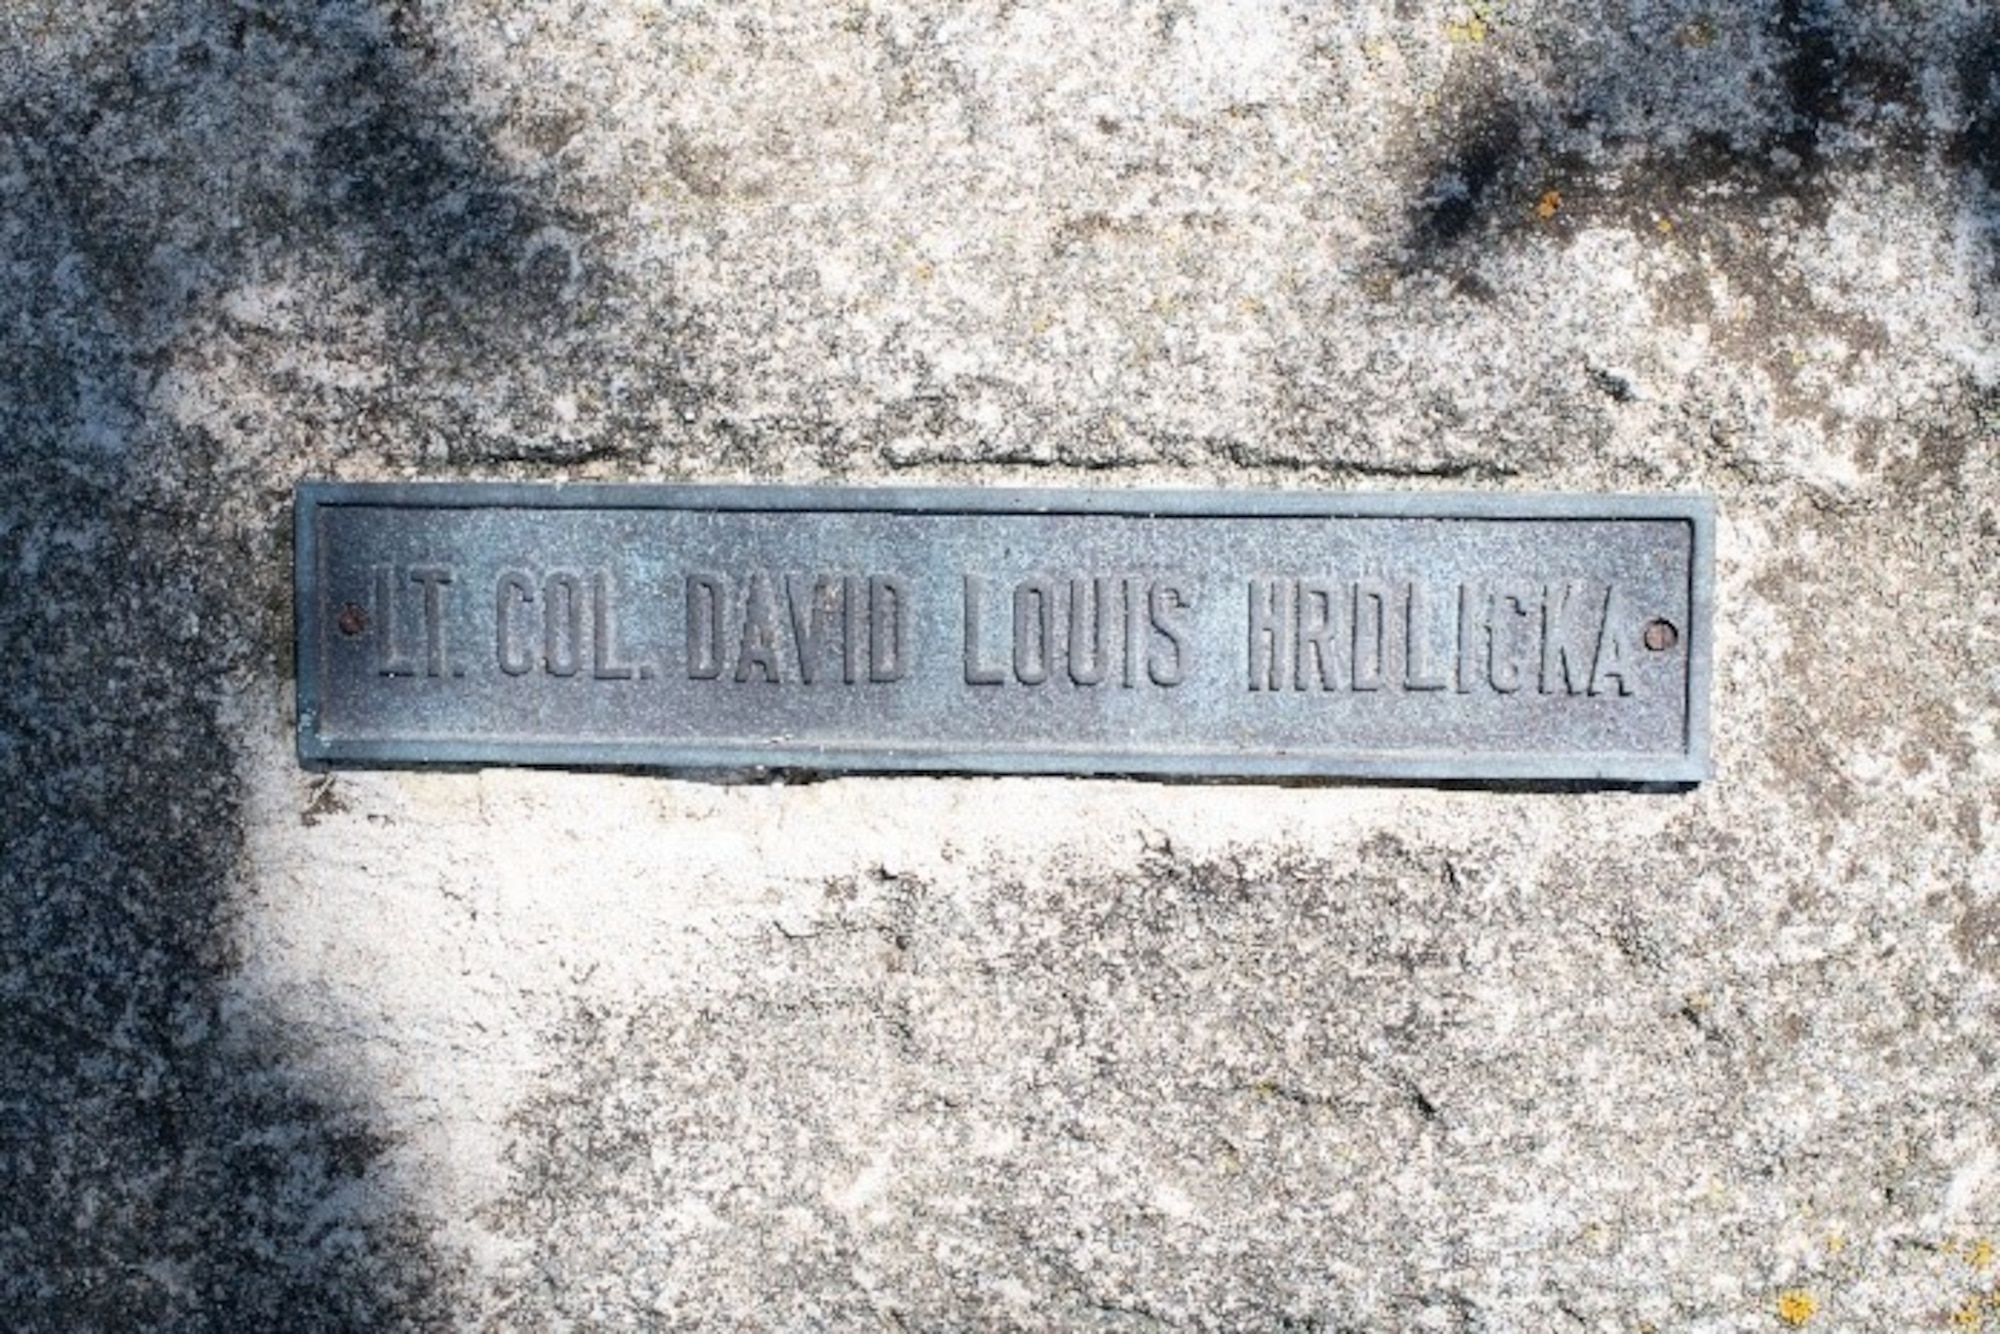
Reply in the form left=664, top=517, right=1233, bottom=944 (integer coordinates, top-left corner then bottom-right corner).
left=296, top=484, right=1713, bottom=782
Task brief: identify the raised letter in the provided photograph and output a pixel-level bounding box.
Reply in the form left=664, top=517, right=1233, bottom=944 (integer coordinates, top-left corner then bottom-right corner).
left=592, top=570, right=640, bottom=680
left=963, top=575, right=1006, bottom=685
left=1456, top=581, right=1483, bottom=693
left=543, top=572, right=583, bottom=678
left=374, top=565, right=419, bottom=677
left=1068, top=577, right=1114, bottom=686
left=1590, top=586, right=1634, bottom=697
left=843, top=575, right=865, bottom=685
left=1013, top=579, right=1054, bottom=686
left=1149, top=581, right=1191, bottom=687
left=1247, top=579, right=1288, bottom=692
left=870, top=576, right=908, bottom=683
left=1351, top=579, right=1389, bottom=692
left=686, top=575, right=725, bottom=680
left=1489, top=588, right=1535, bottom=693
left=786, top=575, right=834, bottom=686
left=1124, top=577, right=1145, bottom=688
left=1404, top=581, right=1450, bottom=691
left=495, top=571, right=535, bottom=676
left=409, top=566, right=455, bottom=678
left=1295, top=580, right=1340, bottom=691
left=735, top=572, right=781, bottom=684
left=1539, top=580, right=1596, bottom=696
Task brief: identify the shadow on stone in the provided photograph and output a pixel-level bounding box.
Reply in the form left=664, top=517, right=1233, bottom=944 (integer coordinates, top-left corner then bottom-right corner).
left=1393, top=3, right=1996, bottom=278
left=0, top=2, right=579, bottom=1326
left=1952, top=17, right=2000, bottom=259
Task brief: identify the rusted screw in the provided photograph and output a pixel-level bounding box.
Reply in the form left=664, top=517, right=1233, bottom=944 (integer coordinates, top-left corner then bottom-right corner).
left=336, top=603, right=368, bottom=637
left=1642, top=618, right=1679, bottom=652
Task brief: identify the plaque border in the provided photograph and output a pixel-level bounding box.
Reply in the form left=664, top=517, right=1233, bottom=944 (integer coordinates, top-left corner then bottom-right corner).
left=296, top=483, right=1714, bottom=784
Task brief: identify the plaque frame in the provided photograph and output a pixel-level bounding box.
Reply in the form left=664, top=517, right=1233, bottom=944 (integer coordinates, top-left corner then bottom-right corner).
left=296, top=483, right=1714, bottom=784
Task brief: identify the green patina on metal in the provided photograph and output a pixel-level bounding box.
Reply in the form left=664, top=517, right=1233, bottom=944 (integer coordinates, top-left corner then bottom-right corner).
left=296, top=483, right=1712, bottom=783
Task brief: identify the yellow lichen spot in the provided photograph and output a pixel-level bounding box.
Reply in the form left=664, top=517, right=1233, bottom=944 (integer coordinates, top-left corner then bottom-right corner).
left=914, top=260, right=935, bottom=282
left=1776, top=1290, right=1819, bottom=1326
left=1678, top=17, right=1717, bottom=49
left=1656, top=216, right=1676, bottom=235
left=1968, top=1238, right=1995, bottom=1269
left=1951, top=1295, right=1982, bottom=1328
left=1444, top=2, right=1505, bottom=43
left=1825, top=1232, right=1845, bottom=1255
left=1535, top=189, right=1562, bottom=220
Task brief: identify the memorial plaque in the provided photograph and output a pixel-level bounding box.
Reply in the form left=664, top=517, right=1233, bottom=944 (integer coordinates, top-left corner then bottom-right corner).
left=296, top=484, right=1713, bottom=782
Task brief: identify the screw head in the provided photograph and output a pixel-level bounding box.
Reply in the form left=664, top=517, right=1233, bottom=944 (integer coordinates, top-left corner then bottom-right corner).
left=336, top=604, right=368, bottom=637
left=1642, top=619, right=1680, bottom=652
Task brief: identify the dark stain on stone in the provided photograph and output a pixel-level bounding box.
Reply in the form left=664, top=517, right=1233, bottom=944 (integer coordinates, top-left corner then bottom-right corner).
left=1959, top=801, right=1987, bottom=851
left=1889, top=428, right=1969, bottom=491
left=1402, top=75, right=1915, bottom=430
left=0, top=0, right=601, bottom=1323
left=1384, top=101, right=1522, bottom=276
left=306, top=40, right=580, bottom=317
left=300, top=777, right=351, bottom=828
left=1949, top=20, right=2000, bottom=187
left=1389, top=4, right=1998, bottom=348
left=1952, top=891, right=2000, bottom=970
left=665, top=136, right=729, bottom=200
left=1411, top=106, right=1526, bottom=256
left=1774, top=0, right=1842, bottom=169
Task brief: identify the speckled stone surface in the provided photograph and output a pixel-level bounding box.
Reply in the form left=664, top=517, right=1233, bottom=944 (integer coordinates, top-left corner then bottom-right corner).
left=2, top=2, right=1996, bottom=1330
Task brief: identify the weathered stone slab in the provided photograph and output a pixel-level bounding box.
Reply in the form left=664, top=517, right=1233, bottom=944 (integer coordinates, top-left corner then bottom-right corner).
left=297, top=483, right=1710, bottom=781
left=11, top=1, right=2000, bottom=1328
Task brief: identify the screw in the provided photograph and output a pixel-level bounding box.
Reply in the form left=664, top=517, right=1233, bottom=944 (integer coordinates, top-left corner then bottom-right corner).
left=336, top=604, right=368, bottom=637
left=1642, top=619, right=1679, bottom=652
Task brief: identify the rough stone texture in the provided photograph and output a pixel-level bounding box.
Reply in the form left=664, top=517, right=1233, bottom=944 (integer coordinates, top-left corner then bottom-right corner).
left=1, top=1, right=1996, bottom=1330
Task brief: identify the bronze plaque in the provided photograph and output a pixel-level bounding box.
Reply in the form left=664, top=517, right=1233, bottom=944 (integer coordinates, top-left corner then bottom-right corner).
left=296, top=484, right=1712, bottom=782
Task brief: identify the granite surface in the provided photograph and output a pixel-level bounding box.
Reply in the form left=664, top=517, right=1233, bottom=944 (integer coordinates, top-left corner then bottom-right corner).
left=2, top=1, right=1996, bottom=1329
